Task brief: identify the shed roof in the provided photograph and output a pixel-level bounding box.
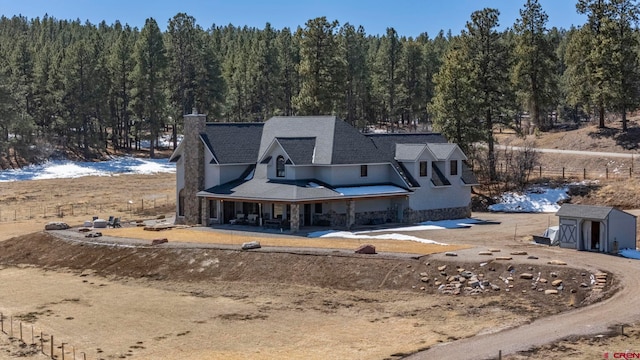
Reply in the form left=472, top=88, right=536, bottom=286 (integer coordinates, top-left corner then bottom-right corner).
left=556, top=204, right=622, bottom=220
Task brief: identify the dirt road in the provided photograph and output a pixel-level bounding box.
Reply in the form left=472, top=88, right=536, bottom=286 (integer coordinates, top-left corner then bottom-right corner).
left=406, top=246, right=640, bottom=359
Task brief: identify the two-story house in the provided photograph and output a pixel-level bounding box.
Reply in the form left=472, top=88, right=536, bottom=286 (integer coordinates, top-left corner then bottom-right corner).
left=170, top=111, right=478, bottom=232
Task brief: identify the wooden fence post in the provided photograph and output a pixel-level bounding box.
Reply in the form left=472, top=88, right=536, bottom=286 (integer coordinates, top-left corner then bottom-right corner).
left=583, top=168, right=586, bottom=179
left=562, top=167, right=565, bottom=179
left=539, top=165, right=542, bottom=178
left=50, top=335, right=54, bottom=359
left=606, top=167, right=608, bottom=179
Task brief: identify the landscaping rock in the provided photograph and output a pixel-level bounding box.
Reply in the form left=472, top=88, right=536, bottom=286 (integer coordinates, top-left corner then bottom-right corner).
left=45, top=222, right=70, bottom=230
left=151, top=238, right=168, bottom=246
left=445, top=252, right=458, bottom=257
left=552, top=279, right=563, bottom=287
left=527, top=256, right=539, bottom=260
left=495, top=257, right=513, bottom=261
left=478, top=251, right=492, bottom=256
left=355, top=244, right=376, bottom=254
left=437, top=265, right=447, bottom=271
left=420, top=277, right=430, bottom=283
left=241, top=241, right=261, bottom=250
left=510, top=251, right=528, bottom=255
left=548, top=260, right=567, bottom=265
left=520, top=273, right=534, bottom=280
left=545, top=289, right=559, bottom=295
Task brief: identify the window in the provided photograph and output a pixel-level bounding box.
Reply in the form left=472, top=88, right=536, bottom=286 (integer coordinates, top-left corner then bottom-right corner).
left=419, top=161, right=427, bottom=177
left=276, top=155, right=285, bottom=177
left=209, top=200, right=218, bottom=219
left=178, top=189, right=185, bottom=216
left=315, top=203, right=323, bottom=213
left=450, top=160, right=458, bottom=176
left=360, top=165, right=368, bottom=177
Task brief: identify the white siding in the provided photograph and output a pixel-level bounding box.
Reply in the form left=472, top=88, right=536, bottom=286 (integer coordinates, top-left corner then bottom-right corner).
left=220, top=165, right=251, bottom=184
left=408, top=181, right=471, bottom=210
left=203, top=150, right=221, bottom=189
left=609, top=210, right=637, bottom=250
left=176, top=156, right=185, bottom=197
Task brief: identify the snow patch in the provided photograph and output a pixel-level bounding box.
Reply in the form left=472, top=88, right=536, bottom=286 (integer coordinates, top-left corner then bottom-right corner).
left=488, top=186, right=570, bottom=213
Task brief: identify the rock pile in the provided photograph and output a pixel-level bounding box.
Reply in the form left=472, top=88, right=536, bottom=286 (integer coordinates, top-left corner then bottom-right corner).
left=416, top=258, right=605, bottom=299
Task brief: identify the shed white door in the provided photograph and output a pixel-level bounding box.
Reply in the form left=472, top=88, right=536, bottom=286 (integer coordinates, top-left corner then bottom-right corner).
left=559, top=218, right=577, bottom=248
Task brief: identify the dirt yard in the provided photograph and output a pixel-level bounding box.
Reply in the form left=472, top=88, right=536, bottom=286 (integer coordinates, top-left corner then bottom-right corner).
left=1, top=122, right=640, bottom=359
left=0, top=175, right=628, bottom=360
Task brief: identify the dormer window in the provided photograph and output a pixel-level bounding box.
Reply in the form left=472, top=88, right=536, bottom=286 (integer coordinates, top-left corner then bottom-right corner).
left=419, top=161, right=427, bottom=177
left=276, top=155, right=286, bottom=177
left=450, top=160, right=458, bottom=176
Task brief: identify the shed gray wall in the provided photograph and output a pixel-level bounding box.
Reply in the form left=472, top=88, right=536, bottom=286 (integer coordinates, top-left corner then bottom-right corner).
left=608, top=210, right=637, bottom=250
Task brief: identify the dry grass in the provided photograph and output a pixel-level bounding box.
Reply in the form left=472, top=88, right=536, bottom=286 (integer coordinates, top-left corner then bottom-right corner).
left=101, top=226, right=471, bottom=255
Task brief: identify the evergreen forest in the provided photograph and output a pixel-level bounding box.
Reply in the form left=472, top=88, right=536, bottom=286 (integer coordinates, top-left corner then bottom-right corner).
left=0, top=0, right=639, bottom=173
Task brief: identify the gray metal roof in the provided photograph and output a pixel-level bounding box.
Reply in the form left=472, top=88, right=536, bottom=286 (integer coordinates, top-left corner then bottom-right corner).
left=201, top=123, right=264, bottom=164
left=556, top=204, right=615, bottom=220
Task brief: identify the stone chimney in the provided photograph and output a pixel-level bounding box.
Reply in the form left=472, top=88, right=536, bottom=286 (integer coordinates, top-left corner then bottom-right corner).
left=182, top=108, right=206, bottom=225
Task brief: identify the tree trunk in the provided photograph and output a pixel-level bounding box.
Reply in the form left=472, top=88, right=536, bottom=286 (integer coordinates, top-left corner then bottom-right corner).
left=599, top=103, right=605, bottom=128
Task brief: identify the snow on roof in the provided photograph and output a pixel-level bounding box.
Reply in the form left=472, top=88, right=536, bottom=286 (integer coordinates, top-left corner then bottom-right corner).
left=334, top=185, right=408, bottom=196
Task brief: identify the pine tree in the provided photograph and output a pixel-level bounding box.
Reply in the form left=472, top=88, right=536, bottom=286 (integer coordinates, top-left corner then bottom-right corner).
left=294, top=17, right=343, bottom=115
left=339, top=23, right=369, bottom=127
left=513, top=0, right=559, bottom=131
left=431, top=37, right=479, bottom=154
left=131, top=18, right=167, bottom=158
left=464, top=8, right=514, bottom=180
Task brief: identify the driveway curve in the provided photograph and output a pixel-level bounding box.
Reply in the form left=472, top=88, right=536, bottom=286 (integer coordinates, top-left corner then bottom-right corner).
left=405, top=244, right=640, bottom=359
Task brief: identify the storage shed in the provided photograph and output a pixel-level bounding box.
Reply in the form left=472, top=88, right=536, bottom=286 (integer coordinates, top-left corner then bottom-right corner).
left=555, top=204, right=637, bottom=253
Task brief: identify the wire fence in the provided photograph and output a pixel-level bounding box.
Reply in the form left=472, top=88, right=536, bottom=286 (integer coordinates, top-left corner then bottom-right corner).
left=0, top=195, right=174, bottom=223
left=0, top=312, right=90, bottom=359
left=497, top=163, right=638, bottom=181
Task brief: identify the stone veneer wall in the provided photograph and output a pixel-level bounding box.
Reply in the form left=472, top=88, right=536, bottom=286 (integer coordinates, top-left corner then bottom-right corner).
left=314, top=206, right=470, bottom=228
left=402, top=206, right=471, bottom=224
left=313, top=206, right=471, bottom=227
left=179, top=111, right=206, bottom=225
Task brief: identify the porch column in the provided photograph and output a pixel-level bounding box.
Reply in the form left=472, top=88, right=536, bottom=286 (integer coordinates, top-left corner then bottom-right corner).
left=290, top=203, right=300, bottom=233
left=201, top=198, right=209, bottom=226
left=346, top=199, right=355, bottom=230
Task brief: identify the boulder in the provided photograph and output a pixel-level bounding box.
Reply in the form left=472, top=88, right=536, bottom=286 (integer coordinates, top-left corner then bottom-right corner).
left=151, top=238, right=168, bottom=246
left=437, top=265, right=447, bottom=271
left=241, top=241, right=261, bottom=250
left=520, top=273, right=534, bottom=280
left=45, top=222, right=69, bottom=231
left=355, top=244, right=376, bottom=254
left=552, top=279, right=563, bottom=287
left=510, top=251, right=528, bottom=255
left=548, top=260, right=567, bottom=265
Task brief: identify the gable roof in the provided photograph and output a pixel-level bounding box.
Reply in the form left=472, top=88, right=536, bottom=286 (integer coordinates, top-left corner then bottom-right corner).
left=201, top=123, right=264, bottom=164
left=556, top=204, right=615, bottom=220
left=427, top=143, right=463, bottom=161
left=395, top=144, right=427, bottom=162
left=366, top=133, right=448, bottom=160
left=258, top=116, right=386, bottom=165
left=276, top=137, right=316, bottom=165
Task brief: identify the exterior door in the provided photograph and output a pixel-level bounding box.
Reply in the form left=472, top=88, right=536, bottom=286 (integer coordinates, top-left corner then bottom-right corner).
left=559, top=218, right=577, bottom=248
left=304, top=204, right=311, bottom=227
